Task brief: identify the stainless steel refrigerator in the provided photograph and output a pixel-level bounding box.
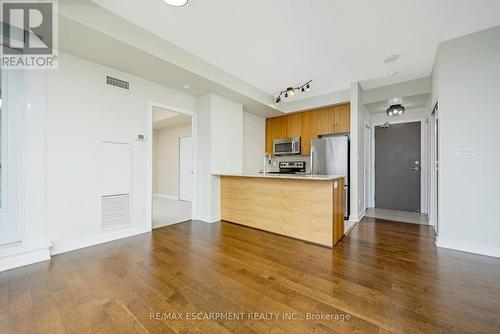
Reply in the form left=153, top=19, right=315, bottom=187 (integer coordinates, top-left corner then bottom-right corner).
left=311, top=135, right=350, bottom=219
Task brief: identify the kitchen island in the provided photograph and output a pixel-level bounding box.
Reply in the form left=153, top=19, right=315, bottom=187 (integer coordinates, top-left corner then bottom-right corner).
left=220, top=174, right=345, bottom=247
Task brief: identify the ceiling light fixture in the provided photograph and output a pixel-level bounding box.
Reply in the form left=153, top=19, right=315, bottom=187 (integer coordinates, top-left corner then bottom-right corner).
left=162, top=0, right=189, bottom=7
left=386, top=104, right=405, bottom=117
left=274, top=80, right=312, bottom=104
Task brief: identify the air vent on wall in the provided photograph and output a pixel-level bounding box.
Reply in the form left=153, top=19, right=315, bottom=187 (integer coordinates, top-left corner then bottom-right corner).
left=106, top=76, right=130, bottom=90
left=101, top=194, right=131, bottom=230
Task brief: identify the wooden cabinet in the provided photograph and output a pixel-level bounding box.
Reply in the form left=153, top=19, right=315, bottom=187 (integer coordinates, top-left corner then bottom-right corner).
left=265, top=103, right=350, bottom=155
left=299, top=111, right=318, bottom=155
left=286, top=113, right=301, bottom=138
left=316, top=107, right=336, bottom=136
left=265, top=117, right=287, bottom=154
left=334, top=104, right=350, bottom=133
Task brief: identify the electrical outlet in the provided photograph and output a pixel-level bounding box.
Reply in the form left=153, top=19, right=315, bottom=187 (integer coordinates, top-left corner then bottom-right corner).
left=139, top=206, right=146, bottom=216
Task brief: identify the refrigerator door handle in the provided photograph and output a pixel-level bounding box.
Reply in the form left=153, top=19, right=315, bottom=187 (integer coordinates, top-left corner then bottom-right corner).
left=310, top=146, right=314, bottom=175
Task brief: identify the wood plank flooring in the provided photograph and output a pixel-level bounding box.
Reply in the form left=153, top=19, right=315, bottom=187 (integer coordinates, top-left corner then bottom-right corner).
left=1, top=218, right=500, bottom=333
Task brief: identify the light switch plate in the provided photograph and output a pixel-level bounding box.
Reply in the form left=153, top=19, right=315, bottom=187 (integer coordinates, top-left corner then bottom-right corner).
left=455, top=149, right=474, bottom=158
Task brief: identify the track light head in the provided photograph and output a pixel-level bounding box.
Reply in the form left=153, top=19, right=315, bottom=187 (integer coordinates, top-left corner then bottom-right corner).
left=306, top=84, right=310, bottom=91
left=275, top=96, right=281, bottom=104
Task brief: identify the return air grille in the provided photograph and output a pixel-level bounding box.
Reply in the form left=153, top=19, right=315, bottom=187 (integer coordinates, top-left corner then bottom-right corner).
left=106, top=76, right=130, bottom=90
left=101, top=194, right=131, bottom=230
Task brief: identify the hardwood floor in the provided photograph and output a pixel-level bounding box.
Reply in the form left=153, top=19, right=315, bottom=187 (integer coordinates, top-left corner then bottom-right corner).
left=1, top=218, right=500, bottom=333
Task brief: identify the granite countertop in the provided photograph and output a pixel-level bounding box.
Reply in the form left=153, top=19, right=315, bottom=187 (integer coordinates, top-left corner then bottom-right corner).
left=216, top=173, right=345, bottom=181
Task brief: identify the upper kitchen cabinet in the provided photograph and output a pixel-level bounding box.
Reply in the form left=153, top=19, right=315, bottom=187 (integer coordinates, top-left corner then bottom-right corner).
left=334, top=104, right=350, bottom=133
left=316, top=107, right=336, bottom=136
left=265, top=103, right=350, bottom=155
left=299, top=110, right=318, bottom=156
left=286, top=113, right=301, bottom=138
left=265, top=116, right=287, bottom=154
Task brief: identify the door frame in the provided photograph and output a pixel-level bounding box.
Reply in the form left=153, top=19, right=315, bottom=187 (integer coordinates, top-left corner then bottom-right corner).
left=428, top=102, right=439, bottom=234
left=147, top=102, right=198, bottom=230
left=178, top=135, right=193, bottom=202
left=364, top=123, right=371, bottom=210
left=369, top=118, right=428, bottom=216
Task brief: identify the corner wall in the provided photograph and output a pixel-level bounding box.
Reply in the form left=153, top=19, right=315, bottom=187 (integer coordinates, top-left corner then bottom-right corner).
left=46, top=52, right=196, bottom=254
left=435, top=26, right=500, bottom=257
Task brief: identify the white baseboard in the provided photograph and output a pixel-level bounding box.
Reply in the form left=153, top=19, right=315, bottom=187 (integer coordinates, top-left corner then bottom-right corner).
left=0, top=242, right=51, bottom=272
left=154, top=193, right=179, bottom=201
left=436, top=237, right=500, bottom=258
left=357, top=209, right=366, bottom=222
left=344, top=220, right=358, bottom=234
left=197, top=214, right=221, bottom=223
left=348, top=209, right=366, bottom=223
left=51, top=224, right=151, bottom=256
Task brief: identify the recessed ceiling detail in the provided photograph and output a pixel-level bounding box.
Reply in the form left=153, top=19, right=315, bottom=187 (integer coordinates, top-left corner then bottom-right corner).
left=93, top=0, right=500, bottom=100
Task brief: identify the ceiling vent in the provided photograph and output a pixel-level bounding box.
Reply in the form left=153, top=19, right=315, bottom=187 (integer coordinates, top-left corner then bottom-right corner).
left=106, top=76, right=130, bottom=90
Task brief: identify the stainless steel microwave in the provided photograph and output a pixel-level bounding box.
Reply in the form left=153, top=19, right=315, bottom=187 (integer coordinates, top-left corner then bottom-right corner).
left=273, top=137, right=301, bottom=155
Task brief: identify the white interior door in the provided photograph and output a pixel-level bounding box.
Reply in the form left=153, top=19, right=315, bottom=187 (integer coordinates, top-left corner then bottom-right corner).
left=179, top=136, right=193, bottom=202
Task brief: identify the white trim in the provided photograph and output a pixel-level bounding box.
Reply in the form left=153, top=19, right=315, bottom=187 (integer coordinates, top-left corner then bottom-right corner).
left=153, top=193, right=179, bottom=201
left=436, top=237, right=500, bottom=258
left=344, top=220, right=358, bottom=234
left=370, top=118, right=428, bottom=216
left=357, top=209, right=366, bottom=222
left=148, top=102, right=198, bottom=231
left=348, top=209, right=366, bottom=223
left=51, top=224, right=150, bottom=256
left=363, top=123, right=371, bottom=210
left=0, top=242, right=51, bottom=272
left=198, top=214, right=221, bottom=224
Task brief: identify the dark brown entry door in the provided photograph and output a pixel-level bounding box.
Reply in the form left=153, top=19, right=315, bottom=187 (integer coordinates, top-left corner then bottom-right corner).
left=375, top=122, right=421, bottom=212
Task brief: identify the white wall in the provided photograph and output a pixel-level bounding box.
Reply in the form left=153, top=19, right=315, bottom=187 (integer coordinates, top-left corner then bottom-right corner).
left=46, top=52, right=195, bottom=253
left=195, top=93, right=245, bottom=223
left=153, top=122, right=192, bottom=197
left=435, top=26, right=500, bottom=257
left=210, top=95, right=244, bottom=175
left=243, top=111, right=265, bottom=174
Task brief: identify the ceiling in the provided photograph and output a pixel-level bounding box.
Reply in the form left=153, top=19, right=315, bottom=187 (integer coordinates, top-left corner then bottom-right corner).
left=153, top=107, right=192, bottom=129
left=93, top=0, right=500, bottom=101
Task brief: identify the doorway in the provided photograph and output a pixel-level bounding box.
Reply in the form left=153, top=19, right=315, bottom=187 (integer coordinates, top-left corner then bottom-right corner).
left=366, top=120, right=428, bottom=224
left=150, top=105, right=195, bottom=228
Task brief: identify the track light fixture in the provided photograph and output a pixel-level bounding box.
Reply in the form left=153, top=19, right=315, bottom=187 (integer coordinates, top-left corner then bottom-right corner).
left=274, top=80, right=312, bottom=104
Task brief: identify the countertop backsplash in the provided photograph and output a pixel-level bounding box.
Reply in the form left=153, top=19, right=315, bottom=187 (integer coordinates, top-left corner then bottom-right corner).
left=264, top=155, right=312, bottom=173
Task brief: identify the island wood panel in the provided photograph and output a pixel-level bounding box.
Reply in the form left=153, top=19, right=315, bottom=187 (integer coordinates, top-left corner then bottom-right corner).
left=333, top=178, right=345, bottom=245
left=221, top=176, right=345, bottom=247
